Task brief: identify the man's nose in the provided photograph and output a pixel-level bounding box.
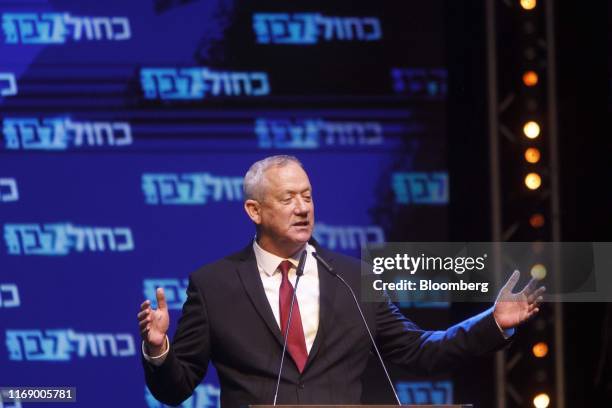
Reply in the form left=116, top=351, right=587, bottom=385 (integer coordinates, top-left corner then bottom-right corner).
left=293, top=197, right=309, bottom=214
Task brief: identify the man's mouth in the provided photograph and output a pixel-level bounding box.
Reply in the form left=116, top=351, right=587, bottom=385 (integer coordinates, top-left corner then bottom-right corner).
left=292, top=221, right=309, bottom=227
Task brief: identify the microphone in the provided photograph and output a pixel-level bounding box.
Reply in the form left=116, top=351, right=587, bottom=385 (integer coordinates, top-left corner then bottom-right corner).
left=311, top=251, right=401, bottom=405
left=273, top=249, right=307, bottom=406
left=296, top=248, right=307, bottom=278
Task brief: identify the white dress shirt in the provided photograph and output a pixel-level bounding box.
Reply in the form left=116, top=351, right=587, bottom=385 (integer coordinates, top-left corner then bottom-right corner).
left=253, top=240, right=320, bottom=353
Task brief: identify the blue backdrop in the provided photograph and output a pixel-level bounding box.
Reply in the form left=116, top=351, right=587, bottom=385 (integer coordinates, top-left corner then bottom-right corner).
left=1, top=1, right=451, bottom=406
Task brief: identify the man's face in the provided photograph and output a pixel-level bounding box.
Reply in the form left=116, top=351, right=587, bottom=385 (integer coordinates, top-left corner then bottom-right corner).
left=254, top=162, right=314, bottom=254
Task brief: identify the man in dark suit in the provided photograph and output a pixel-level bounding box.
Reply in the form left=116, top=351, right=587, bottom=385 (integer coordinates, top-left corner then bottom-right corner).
left=138, top=155, right=544, bottom=407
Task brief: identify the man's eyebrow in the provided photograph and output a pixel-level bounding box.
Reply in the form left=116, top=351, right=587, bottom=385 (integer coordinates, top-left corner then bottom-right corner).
left=280, top=187, right=311, bottom=194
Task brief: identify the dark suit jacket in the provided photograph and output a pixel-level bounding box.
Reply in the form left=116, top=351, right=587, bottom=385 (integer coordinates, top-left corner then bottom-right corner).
left=143, top=241, right=509, bottom=407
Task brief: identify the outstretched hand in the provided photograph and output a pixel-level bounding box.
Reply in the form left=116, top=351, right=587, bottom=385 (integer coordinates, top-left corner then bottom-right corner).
left=493, top=270, right=545, bottom=330
left=137, top=288, right=170, bottom=355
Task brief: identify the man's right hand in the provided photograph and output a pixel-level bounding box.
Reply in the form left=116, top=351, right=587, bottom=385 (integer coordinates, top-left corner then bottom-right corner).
left=138, top=288, right=170, bottom=357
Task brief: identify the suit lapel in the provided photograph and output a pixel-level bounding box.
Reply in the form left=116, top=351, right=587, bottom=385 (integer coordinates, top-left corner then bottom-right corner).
left=235, top=244, right=286, bottom=347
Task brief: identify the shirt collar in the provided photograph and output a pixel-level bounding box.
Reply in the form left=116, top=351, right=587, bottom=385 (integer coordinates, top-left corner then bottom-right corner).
left=252, top=239, right=308, bottom=277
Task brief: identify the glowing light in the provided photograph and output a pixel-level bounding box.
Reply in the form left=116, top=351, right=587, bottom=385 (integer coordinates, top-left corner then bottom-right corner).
left=532, top=342, right=548, bottom=358
left=531, top=264, right=547, bottom=280
left=524, top=121, right=541, bottom=139
left=521, top=0, right=537, bottom=10
left=525, top=147, right=541, bottom=163
left=525, top=173, right=542, bottom=190
left=530, top=214, right=545, bottom=228
left=533, top=393, right=550, bottom=408
left=523, top=71, right=539, bottom=86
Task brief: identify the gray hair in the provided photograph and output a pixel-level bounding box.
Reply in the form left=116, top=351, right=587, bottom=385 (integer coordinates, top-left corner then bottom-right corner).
left=243, top=155, right=303, bottom=201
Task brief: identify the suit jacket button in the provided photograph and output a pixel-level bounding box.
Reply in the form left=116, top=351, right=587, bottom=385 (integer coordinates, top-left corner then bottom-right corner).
left=298, top=382, right=304, bottom=389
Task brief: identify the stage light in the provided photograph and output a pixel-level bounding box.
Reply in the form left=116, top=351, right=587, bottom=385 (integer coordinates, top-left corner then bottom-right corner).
left=533, top=393, right=550, bottom=408
left=532, top=342, right=548, bottom=358
left=523, top=71, right=539, bottom=86
left=523, top=121, right=541, bottom=139
left=529, top=213, right=545, bottom=228
left=520, top=0, right=537, bottom=11
left=525, top=147, right=541, bottom=163
left=525, top=172, right=542, bottom=190
left=531, top=263, right=547, bottom=280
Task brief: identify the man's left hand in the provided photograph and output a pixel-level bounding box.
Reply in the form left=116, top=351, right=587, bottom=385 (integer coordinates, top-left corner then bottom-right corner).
left=494, top=270, right=545, bottom=330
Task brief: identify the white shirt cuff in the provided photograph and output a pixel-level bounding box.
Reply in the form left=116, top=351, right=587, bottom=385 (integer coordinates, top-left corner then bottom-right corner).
left=142, top=335, right=169, bottom=366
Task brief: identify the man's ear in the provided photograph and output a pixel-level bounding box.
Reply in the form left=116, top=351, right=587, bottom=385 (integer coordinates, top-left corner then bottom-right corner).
left=244, top=199, right=262, bottom=225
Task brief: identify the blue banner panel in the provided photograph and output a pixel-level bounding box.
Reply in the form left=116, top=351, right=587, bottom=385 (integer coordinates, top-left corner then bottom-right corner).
left=1, top=0, right=451, bottom=406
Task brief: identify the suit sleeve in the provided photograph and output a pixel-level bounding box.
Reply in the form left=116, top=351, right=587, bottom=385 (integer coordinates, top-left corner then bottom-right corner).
left=142, top=275, right=211, bottom=406
left=374, top=299, right=511, bottom=375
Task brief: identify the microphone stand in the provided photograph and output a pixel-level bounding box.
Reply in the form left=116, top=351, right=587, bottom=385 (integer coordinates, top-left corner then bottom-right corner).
left=273, top=249, right=307, bottom=406
left=312, top=251, right=401, bottom=405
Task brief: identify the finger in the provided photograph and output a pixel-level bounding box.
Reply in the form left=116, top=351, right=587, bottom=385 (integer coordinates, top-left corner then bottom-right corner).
left=524, top=307, right=539, bottom=321
left=528, top=286, right=546, bottom=303
left=139, top=318, right=150, bottom=331
left=140, top=299, right=151, bottom=310
left=522, top=278, right=539, bottom=296
left=137, top=309, right=150, bottom=321
left=156, top=288, right=167, bottom=310
left=502, top=270, right=520, bottom=293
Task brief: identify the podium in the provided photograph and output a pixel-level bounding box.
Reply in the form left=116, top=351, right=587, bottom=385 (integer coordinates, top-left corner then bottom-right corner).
left=252, top=405, right=472, bottom=407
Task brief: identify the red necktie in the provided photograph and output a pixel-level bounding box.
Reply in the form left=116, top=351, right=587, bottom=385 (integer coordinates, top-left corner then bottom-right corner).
left=278, top=260, right=308, bottom=373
